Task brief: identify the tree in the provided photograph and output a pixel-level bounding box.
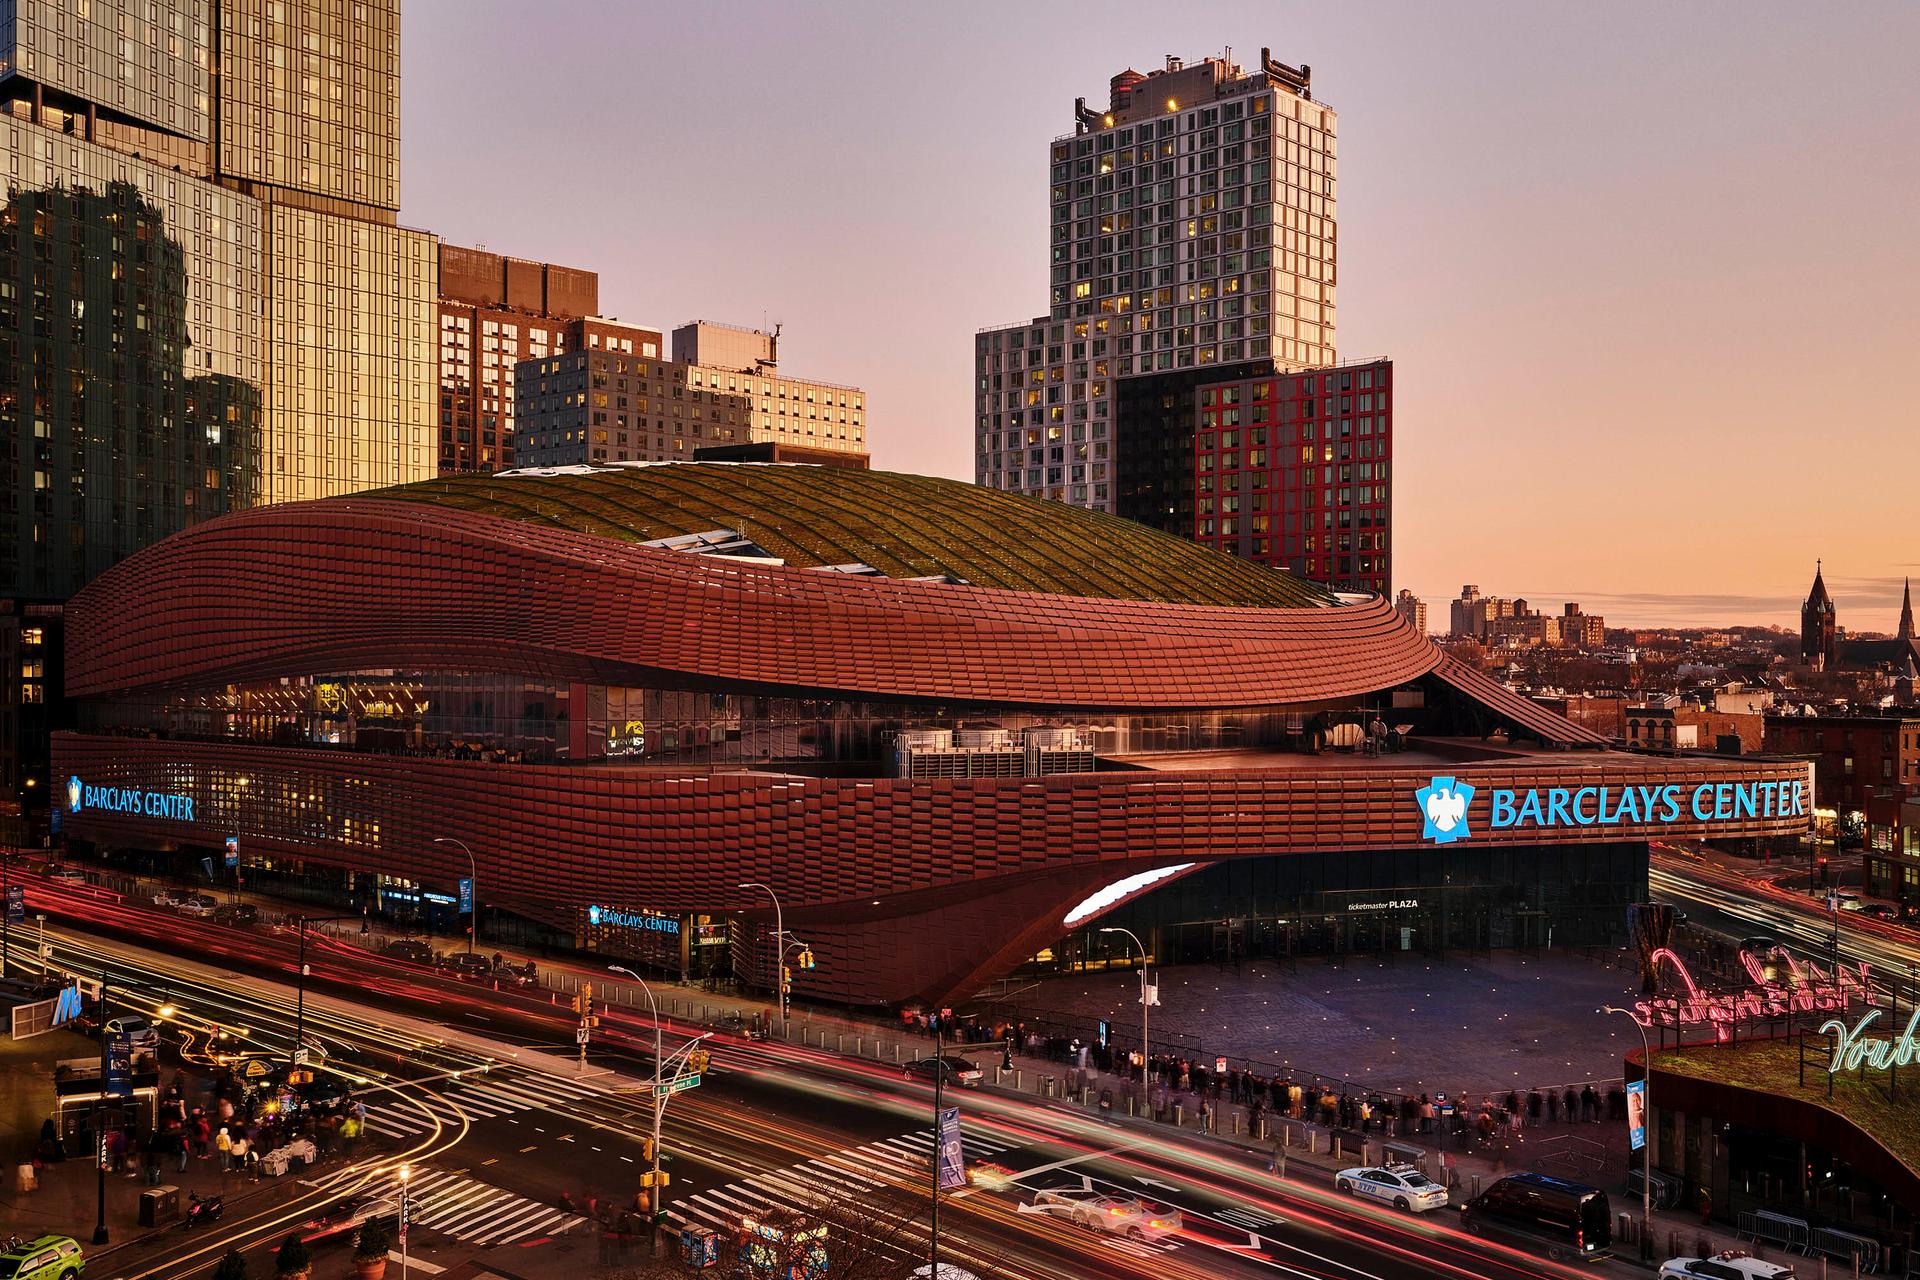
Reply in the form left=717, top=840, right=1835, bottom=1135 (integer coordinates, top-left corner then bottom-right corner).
left=355, top=1218, right=392, bottom=1260
left=273, top=1233, right=312, bottom=1279
left=212, top=1250, right=249, bottom=1280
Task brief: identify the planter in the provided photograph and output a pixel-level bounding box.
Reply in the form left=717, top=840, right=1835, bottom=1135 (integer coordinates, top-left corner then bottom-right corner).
left=354, top=1257, right=388, bottom=1280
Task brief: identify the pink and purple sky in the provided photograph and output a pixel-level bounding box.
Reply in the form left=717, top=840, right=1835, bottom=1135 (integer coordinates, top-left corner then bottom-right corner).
left=400, top=1, right=1918, bottom=632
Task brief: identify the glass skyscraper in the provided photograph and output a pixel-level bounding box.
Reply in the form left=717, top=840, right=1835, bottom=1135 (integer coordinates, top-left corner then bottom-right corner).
left=0, top=0, right=435, bottom=599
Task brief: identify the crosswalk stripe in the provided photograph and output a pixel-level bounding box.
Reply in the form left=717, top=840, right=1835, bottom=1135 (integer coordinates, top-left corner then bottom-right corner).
left=494, top=1208, right=571, bottom=1244
left=414, top=1181, right=499, bottom=1224
left=460, top=1196, right=549, bottom=1238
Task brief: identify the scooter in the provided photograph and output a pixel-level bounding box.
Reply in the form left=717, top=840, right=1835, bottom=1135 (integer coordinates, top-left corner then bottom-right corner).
left=183, top=1191, right=224, bottom=1229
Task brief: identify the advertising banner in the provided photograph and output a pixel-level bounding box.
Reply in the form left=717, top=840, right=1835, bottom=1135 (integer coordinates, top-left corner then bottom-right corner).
left=106, top=1031, right=133, bottom=1097
left=5, top=883, right=22, bottom=924
left=1625, top=1078, right=1646, bottom=1151
left=936, top=1106, right=966, bottom=1191
left=458, top=878, right=474, bottom=915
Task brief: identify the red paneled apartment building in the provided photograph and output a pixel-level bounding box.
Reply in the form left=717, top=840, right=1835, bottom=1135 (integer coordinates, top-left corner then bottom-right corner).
left=1192, top=358, right=1392, bottom=595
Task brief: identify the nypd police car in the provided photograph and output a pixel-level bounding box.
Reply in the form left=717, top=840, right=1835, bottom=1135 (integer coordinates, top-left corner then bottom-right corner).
left=1334, top=1163, right=1450, bottom=1212
left=1659, top=1251, right=1796, bottom=1280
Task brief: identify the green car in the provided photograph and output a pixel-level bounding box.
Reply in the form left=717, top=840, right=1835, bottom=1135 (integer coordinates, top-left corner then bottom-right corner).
left=0, top=1236, right=85, bottom=1280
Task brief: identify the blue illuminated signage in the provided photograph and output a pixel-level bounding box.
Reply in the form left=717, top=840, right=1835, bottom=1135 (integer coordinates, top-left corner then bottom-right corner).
left=1414, top=776, right=1476, bottom=844
left=66, top=775, right=195, bottom=821
left=586, top=904, right=680, bottom=935
left=1414, top=777, right=1806, bottom=843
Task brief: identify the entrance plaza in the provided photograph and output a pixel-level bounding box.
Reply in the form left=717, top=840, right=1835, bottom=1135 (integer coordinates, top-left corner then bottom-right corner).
left=986, top=949, right=1647, bottom=1100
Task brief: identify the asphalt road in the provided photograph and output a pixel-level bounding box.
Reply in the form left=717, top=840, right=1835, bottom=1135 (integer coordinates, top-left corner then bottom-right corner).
left=12, top=874, right=1644, bottom=1280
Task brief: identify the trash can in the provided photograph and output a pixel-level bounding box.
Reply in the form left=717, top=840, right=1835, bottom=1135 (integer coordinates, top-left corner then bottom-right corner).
left=138, top=1184, right=180, bottom=1227
left=15, top=1163, right=38, bottom=1194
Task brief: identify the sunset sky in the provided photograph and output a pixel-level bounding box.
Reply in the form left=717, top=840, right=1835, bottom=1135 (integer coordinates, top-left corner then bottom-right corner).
left=401, top=1, right=1918, bottom=631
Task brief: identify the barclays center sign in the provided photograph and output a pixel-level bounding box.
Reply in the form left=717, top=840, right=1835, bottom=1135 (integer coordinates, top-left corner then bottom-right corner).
left=66, top=775, right=196, bottom=822
left=1416, top=775, right=1806, bottom=845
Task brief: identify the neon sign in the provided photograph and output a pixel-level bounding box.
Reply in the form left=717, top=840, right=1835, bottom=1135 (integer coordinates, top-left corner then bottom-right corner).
left=1632, top=946, right=1873, bottom=1040
left=67, top=775, right=195, bottom=821
left=1489, top=781, right=1805, bottom=834
left=586, top=904, right=680, bottom=935
left=1820, top=1008, right=1920, bottom=1074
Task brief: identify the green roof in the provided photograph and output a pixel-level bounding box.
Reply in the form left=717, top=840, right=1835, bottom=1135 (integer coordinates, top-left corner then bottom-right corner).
left=367, top=463, right=1334, bottom=608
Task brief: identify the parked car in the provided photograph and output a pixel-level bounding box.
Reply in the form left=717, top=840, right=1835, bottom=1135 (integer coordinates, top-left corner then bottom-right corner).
left=903, top=1055, right=985, bottom=1088
left=104, top=1014, right=162, bottom=1058
left=1861, top=903, right=1902, bottom=923
left=439, top=952, right=492, bottom=980
left=48, top=868, right=89, bottom=885
left=382, top=939, right=435, bottom=965
left=212, top=902, right=258, bottom=925
left=1023, top=1188, right=1181, bottom=1241
left=1335, top=1162, right=1450, bottom=1213
left=150, top=889, right=187, bottom=909
left=0, top=1234, right=85, bottom=1280
left=176, top=896, right=218, bottom=918
left=1659, top=1251, right=1797, bottom=1280
left=1459, top=1172, right=1612, bottom=1264
left=1832, top=892, right=1863, bottom=912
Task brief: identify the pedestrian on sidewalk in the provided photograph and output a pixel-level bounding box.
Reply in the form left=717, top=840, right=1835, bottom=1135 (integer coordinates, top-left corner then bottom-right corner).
left=227, top=1132, right=247, bottom=1173
left=1696, top=1186, right=1712, bottom=1226
left=172, top=1128, right=190, bottom=1173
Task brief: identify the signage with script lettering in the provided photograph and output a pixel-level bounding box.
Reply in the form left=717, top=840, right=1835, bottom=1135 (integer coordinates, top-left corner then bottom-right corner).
left=1819, top=1008, right=1920, bottom=1075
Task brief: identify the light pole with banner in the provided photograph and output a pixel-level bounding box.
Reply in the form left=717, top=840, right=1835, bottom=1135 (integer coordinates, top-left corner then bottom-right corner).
left=1602, top=1005, right=1653, bottom=1259
left=1100, top=925, right=1154, bottom=1091
left=432, top=837, right=478, bottom=955
left=738, top=881, right=787, bottom=1037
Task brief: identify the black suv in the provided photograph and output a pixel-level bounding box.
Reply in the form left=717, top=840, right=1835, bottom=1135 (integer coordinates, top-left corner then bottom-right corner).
left=1460, top=1173, right=1612, bottom=1263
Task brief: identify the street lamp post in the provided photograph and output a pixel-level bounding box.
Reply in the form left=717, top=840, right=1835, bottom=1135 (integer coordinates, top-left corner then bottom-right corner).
left=1601, top=1005, right=1653, bottom=1259
left=1099, top=926, right=1151, bottom=1093
left=292, top=917, right=308, bottom=1078
left=738, top=882, right=786, bottom=1037
left=432, top=837, right=478, bottom=956
left=610, top=965, right=666, bottom=1214
left=398, top=1163, right=411, bottom=1279
left=93, top=964, right=110, bottom=1245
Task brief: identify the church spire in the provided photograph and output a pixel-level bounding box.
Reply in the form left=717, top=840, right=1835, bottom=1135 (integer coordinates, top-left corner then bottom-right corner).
left=1801, top=559, right=1837, bottom=668
left=1901, top=576, right=1915, bottom=641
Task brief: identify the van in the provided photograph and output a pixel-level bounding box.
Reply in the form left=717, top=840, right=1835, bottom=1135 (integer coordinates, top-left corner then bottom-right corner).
left=1460, top=1172, right=1612, bottom=1263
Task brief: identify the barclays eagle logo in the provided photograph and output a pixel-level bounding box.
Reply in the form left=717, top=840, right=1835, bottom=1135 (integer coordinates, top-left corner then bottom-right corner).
left=67, top=776, right=83, bottom=812
left=1415, top=776, right=1475, bottom=844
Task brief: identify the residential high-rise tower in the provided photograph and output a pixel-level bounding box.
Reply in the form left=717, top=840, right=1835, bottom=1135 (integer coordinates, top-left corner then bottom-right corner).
left=974, top=49, right=1334, bottom=512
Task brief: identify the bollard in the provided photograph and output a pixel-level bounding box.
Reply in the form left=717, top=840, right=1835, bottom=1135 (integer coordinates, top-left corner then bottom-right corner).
left=1232, top=1111, right=1242, bottom=1136
left=1127, top=1093, right=1137, bottom=1117
left=1015, top=1069, right=1023, bottom=1090
left=856, top=1037, right=864, bottom=1055
left=837, top=1034, right=845, bottom=1053
left=1172, top=1102, right=1183, bottom=1127
left=894, top=1044, right=902, bottom=1064
left=1469, top=1173, right=1481, bottom=1199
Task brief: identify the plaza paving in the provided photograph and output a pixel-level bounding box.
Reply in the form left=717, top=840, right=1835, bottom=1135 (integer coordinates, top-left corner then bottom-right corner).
left=989, top=948, right=1648, bottom=1097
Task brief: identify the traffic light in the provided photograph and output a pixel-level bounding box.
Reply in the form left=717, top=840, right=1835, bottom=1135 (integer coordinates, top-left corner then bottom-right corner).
left=781, top=965, right=792, bottom=995
left=688, top=1049, right=711, bottom=1075
left=641, top=1137, right=654, bottom=1163
left=796, top=949, right=816, bottom=971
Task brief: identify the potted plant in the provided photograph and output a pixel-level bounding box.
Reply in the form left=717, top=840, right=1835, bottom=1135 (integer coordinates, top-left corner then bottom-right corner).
left=213, top=1250, right=249, bottom=1280
left=273, top=1233, right=311, bottom=1280
left=353, top=1218, right=391, bottom=1280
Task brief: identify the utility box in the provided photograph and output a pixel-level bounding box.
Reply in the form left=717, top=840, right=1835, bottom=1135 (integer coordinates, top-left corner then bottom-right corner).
left=138, top=1184, right=180, bottom=1227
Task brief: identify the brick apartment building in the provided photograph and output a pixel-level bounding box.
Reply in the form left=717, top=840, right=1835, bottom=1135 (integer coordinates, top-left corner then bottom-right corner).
left=437, top=244, right=608, bottom=474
